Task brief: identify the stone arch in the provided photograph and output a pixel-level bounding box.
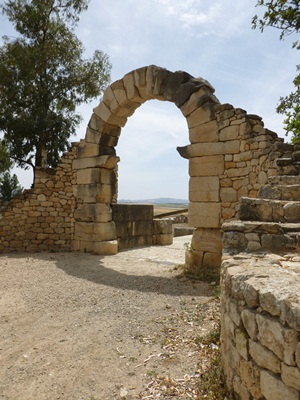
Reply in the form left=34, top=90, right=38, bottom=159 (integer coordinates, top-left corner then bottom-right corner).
left=0, top=65, right=286, bottom=274
left=72, top=65, right=222, bottom=267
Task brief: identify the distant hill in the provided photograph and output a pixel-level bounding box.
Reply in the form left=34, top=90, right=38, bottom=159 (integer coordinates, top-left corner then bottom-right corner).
left=119, top=197, right=188, bottom=205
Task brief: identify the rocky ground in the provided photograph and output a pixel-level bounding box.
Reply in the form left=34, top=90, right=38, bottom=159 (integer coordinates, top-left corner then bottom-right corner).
left=0, top=236, right=221, bottom=400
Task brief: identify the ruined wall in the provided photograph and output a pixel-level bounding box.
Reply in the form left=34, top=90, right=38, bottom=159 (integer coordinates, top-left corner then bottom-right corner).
left=221, top=253, right=300, bottom=400
left=221, top=142, right=300, bottom=399
left=0, top=66, right=294, bottom=263
left=185, top=103, right=287, bottom=274
left=0, top=144, right=78, bottom=252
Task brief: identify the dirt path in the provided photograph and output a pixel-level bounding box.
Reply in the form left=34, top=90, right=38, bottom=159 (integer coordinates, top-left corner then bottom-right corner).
left=0, top=236, right=219, bottom=400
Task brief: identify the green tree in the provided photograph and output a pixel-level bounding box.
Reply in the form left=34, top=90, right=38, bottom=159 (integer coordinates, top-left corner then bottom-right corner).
left=0, top=0, right=111, bottom=174
left=0, top=171, right=23, bottom=201
left=252, top=0, right=300, bottom=142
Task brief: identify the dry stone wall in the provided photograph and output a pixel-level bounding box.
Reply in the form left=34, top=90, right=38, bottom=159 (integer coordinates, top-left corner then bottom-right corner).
left=0, top=144, right=78, bottom=252
left=221, top=142, right=300, bottom=399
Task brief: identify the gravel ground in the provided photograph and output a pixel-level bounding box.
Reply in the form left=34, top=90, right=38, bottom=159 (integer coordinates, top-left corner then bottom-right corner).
left=0, top=236, right=220, bottom=400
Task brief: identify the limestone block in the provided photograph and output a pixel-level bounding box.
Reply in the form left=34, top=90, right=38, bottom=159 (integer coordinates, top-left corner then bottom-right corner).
left=173, top=77, right=214, bottom=108
left=180, top=86, right=216, bottom=117
left=93, top=101, right=127, bottom=127
left=122, top=72, right=145, bottom=102
left=73, top=184, right=102, bottom=203
left=189, top=155, right=224, bottom=177
left=232, top=377, right=251, bottom=400
left=249, top=340, right=281, bottom=373
left=152, top=219, right=172, bottom=234
left=222, top=313, right=236, bottom=340
left=77, top=168, right=102, bottom=185
left=186, top=104, right=215, bottom=129
left=222, top=231, right=247, bottom=252
left=74, top=203, right=112, bottom=223
left=85, top=127, right=101, bottom=144
left=281, top=363, right=300, bottom=390
left=261, top=233, right=295, bottom=251
left=260, top=370, right=299, bottom=400
left=189, top=176, right=219, bottom=202
left=144, top=65, right=168, bottom=100
left=202, top=251, right=222, bottom=268
left=188, top=140, right=240, bottom=157
left=189, top=120, right=219, bottom=143
left=219, top=125, right=239, bottom=141
left=191, top=227, right=222, bottom=253
left=92, top=240, right=118, bottom=255
left=77, top=142, right=100, bottom=158
left=226, top=166, right=252, bottom=178
left=73, top=155, right=119, bottom=170
left=110, top=79, right=131, bottom=107
left=133, top=66, right=147, bottom=89
left=161, top=70, right=192, bottom=102
left=227, top=299, right=241, bottom=327
left=188, top=202, right=221, bottom=228
left=153, top=233, right=173, bottom=246
left=235, top=328, right=249, bottom=360
left=96, top=184, right=114, bottom=203
left=256, top=314, right=298, bottom=365
left=220, top=188, right=237, bottom=203
left=239, top=359, right=262, bottom=399
left=102, top=86, right=120, bottom=114
left=241, top=309, right=258, bottom=340
left=284, top=203, right=300, bottom=222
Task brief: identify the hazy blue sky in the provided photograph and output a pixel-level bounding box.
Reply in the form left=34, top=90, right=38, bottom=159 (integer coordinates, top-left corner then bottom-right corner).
left=1, top=0, right=298, bottom=199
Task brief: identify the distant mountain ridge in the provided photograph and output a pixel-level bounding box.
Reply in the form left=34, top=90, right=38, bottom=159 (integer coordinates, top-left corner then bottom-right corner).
left=119, top=197, right=188, bottom=205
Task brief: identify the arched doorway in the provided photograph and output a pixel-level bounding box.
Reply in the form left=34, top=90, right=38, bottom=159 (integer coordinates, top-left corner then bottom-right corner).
left=72, top=65, right=222, bottom=271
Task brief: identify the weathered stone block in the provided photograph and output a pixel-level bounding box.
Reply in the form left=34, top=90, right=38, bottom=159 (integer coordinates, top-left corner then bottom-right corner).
left=189, top=120, right=219, bottom=143
left=189, top=176, right=219, bottom=202
left=249, top=340, right=281, bottom=373
left=220, top=187, right=238, bottom=203
left=189, top=155, right=224, bottom=177
left=260, top=370, right=299, bottom=400
left=186, top=103, right=215, bottom=129
left=74, top=204, right=112, bottom=223
left=153, top=219, right=173, bottom=234
left=235, top=328, right=249, bottom=360
left=241, top=309, right=258, bottom=340
left=191, top=227, right=222, bottom=253
left=73, top=155, right=119, bottom=170
left=240, top=359, right=262, bottom=399
left=219, top=125, right=239, bottom=141
left=188, top=202, right=221, bottom=228
left=256, top=314, right=299, bottom=365
left=77, top=142, right=100, bottom=158
left=281, top=363, right=300, bottom=390
left=93, top=101, right=127, bottom=127
left=153, top=233, right=173, bottom=246
left=123, top=72, right=145, bottom=102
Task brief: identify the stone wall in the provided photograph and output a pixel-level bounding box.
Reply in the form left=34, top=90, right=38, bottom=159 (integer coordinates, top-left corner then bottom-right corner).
left=221, top=142, right=300, bottom=399
left=0, top=144, right=78, bottom=252
left=111, top=203, right=173, bottom=249
left=185, top=103, right=287, bottom=274
left=221, top=252, right=300, bottom=400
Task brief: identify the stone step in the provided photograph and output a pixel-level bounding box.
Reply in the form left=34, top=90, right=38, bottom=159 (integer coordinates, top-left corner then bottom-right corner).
left=222, top=220, right=300, bottom=253
left=268, top=175, right=300, bottom=185
left=258, top=184, right=300, bottom=201
left=239, top=197, right=300, bottom=223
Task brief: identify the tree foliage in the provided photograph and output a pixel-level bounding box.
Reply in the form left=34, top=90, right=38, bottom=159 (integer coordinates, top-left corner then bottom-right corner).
left=0, top=0, right=111, bottom=171
left=0, top=171, right=23, bottom=201
left=253, top=0, right=300, bottom=142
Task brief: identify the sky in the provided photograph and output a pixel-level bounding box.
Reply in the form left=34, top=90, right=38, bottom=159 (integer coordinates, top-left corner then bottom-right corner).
left=0, top=0, right=299, bottom=200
